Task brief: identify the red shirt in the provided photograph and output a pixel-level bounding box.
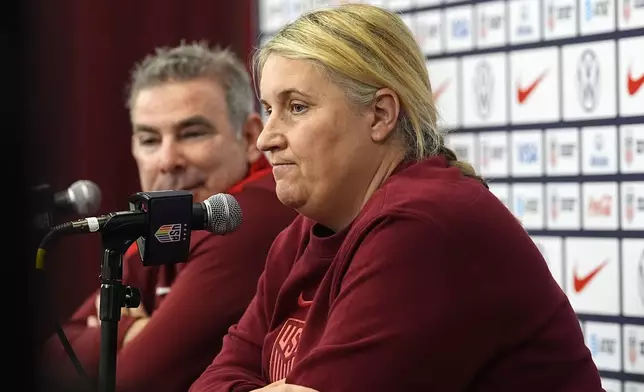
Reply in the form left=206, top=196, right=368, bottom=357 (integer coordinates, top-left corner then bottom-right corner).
left=40, top=156, right=298, bottom=392
left=190, top=155, right=602, bottom=392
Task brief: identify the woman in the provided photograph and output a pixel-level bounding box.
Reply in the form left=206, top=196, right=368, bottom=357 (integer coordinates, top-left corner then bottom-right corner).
left=190, top=4, right=602, bottom=392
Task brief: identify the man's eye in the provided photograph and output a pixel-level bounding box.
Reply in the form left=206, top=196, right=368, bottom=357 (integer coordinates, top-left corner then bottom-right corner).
left=182, top=131, right=206, bottom=138
left=139, top=138, right=159, bottom=146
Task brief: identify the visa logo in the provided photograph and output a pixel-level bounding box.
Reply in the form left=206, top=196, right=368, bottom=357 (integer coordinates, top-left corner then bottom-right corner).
left=452, top=19, right=470, bottom=38
left=590, top=154, right=609, bottom=167
left=518, top=143, right=538, bottom=163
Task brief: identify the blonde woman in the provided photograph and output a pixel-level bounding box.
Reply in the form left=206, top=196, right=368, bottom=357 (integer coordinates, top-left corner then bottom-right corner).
left=190, top=4, right=601, bottom=392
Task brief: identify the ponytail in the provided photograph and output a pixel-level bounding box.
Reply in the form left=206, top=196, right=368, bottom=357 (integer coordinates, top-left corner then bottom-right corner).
left=440, top=145, right=488, bottom=189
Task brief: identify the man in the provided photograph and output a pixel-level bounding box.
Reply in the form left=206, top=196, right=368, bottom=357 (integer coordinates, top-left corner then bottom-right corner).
left=38, top=42, right=297, bottom=392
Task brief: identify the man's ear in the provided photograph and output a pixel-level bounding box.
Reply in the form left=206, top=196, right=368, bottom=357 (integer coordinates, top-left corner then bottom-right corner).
left=241, top=113, right=264, bottom=163
left=370, top=88, right=400, bottom=143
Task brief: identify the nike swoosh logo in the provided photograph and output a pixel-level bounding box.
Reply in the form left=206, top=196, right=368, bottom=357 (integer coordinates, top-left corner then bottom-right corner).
left=573, top=259, right=609, bottom=293
left=297, top=293, right=313, bottom=308
left=628, top=67, right=644, bottom=96
left=433, top=79, right=450, bottom=101
left=516, top=70, right=549, bottom=104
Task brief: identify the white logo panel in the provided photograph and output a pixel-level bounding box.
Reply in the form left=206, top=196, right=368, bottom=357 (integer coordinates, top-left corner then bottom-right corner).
left=509, top=0, right=542, bottom=44
left=510, top=47, right=560, bottom=124
left=543, top=0, right=578, bottom=39
left=462, top=53, right=508, bottom=127
left=580, top=0, right=616, bottom=34
left=488, top=182, right=512, bottom=211
left=581, top=126, right=618, bottom=175
left=531, top=235, right=564, bottom=289
left=585, top=321, right=622, bottom=371
left=565, top=237, right=620, bottom=315
left=601, top=378, right=623, bottom=392
left=626, top=381, right=644, bottom=392
left=545, top=128, right=581, bottom=176
left=446, top=132, right=478, bottom=171
left=582, top=182, right=619, bottom=230
left=622, top=182, right=644, bottom=230
left=260, top=0, right=286, bottom=32
left=546, top=183, right=581, bottom=230
left=445, top=5, right=474, bottom=52
left=618, top=0, right=644, bottom=29
left=416, top=10, right=443, bottom=56
left=620, top=124, right=644, bottom=173
left=622, top=239, right=644, bottom=317
left=428, top=58, right=460, bottom=130
left=562, top=40, right=617, bottom=120
left=619, top=36, right=644, bottom=117
left=415, top=0, right=442, bottom=6
left=478, top=132, right=509, bottom=177
left=476, top=1, right=507, bottom=48
left=624, top=324, right=644, bottom=374
left=512, top=183, right=545, bottom=229
left=511, top=130, right=544, bottom=177
left=386, top=0, right=413, bottom=10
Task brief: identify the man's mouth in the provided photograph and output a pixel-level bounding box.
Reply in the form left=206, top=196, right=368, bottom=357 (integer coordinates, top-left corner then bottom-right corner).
left=182, top=183, right=204, bottom=191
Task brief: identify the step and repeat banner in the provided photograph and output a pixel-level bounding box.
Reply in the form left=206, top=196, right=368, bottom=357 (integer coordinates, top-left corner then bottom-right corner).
left=257, top=0, right=644, bottom=390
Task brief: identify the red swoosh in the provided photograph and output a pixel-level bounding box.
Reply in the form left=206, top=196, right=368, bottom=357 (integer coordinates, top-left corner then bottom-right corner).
left=628, top=67, right=644, bottom=96
left=297, top=293, right=313, bottom=308
left=573, top=259, right=609, bottom=293
left=517, top=70, right=549, bottom=104
left=433, top=79, right=450, bottom=101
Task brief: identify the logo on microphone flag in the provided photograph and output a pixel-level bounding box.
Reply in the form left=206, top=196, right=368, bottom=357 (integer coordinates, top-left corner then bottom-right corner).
left=154, top=223, right=183, bottom=243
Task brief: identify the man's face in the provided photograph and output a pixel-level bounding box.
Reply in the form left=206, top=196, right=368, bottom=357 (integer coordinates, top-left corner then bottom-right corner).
left=130, top=78, right=253, bottom=203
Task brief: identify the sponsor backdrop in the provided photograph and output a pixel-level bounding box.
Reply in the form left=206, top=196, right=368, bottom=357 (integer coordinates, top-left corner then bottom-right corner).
left=257, top=0, right=644, bottom=390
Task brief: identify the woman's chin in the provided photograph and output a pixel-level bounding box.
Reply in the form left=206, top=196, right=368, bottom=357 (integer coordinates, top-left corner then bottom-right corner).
left=276, top=182, right=307, bottom=211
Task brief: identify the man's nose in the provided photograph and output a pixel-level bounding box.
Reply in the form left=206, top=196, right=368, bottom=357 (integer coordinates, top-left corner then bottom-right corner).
left=158, top=140, right=186, bottom=173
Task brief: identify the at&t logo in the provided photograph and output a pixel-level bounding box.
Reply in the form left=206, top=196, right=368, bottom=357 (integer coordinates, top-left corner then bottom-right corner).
left=589, top=333, right=617, bottom=356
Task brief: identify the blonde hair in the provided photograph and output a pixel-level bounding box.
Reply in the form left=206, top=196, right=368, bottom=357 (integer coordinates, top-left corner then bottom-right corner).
left=253, top=4, right=485, bottom=186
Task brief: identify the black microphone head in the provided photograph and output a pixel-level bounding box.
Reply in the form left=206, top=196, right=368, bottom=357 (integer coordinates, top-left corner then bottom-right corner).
left=202, top=193, right=242, bottom=234
left=65, top=180, right=102, bottom=215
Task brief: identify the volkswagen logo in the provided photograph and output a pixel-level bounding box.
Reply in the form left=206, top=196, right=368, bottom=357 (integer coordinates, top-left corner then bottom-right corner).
left=576, top=49, right=601, bottom=112
left=473, top=61, right=494, bottom=119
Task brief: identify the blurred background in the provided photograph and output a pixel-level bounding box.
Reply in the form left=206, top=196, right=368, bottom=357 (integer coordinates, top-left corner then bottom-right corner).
left=18, top=0, right=643, bottom=390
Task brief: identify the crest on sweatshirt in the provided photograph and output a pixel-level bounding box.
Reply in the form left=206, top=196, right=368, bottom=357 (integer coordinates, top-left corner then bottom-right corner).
left=269, top=318, right=305, bottom=383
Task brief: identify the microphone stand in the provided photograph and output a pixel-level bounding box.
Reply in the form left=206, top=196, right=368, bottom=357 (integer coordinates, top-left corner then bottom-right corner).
left=97, top=222, right=141, bottom=392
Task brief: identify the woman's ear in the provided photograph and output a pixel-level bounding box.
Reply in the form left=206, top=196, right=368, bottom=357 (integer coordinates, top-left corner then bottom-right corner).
left=370, top=88, right=400, bottom=143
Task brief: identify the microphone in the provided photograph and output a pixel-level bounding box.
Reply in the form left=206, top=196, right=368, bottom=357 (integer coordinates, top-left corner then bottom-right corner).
left=30, top=180, right=102, bottom=234
left=62, top=192, right=242, bottom=236
left=53, top=179, right=102, bottom=216
left=39, top=191, right=243, bottom=267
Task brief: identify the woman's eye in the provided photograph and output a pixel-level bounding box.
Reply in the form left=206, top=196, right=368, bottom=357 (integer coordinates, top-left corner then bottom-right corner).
left=291, top=103, right=307, bottom=113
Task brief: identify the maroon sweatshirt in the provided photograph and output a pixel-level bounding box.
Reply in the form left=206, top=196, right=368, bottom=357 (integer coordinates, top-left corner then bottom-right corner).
left=39, top=157, right=298, bottom=392
left=189, top=155, right=602, bottom=392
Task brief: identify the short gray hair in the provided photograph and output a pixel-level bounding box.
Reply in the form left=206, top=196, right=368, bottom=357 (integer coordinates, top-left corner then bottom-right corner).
left=126, top=41, right=254, bottom=133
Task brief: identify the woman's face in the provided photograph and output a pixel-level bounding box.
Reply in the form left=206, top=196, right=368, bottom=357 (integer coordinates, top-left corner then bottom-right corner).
left=258, top=55, right=401, bottom=228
